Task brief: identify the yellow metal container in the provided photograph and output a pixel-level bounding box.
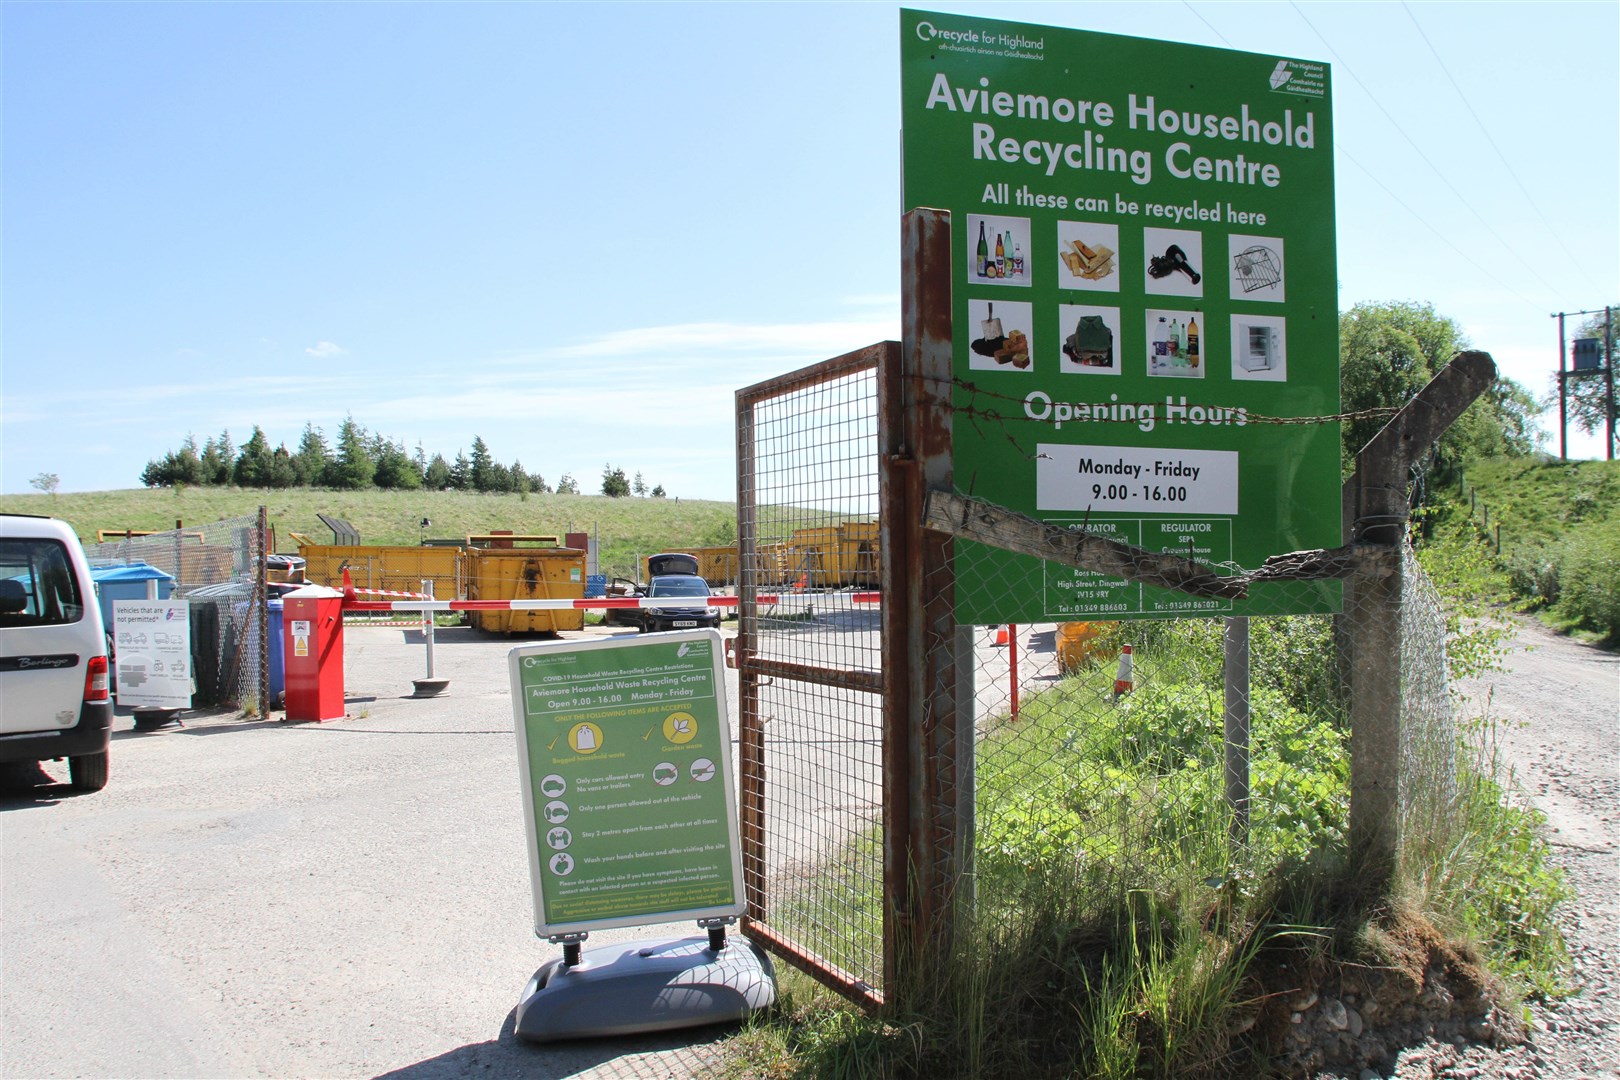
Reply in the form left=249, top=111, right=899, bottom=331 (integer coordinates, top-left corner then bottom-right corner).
left=466, top=546, right=586, bottom=634
left=790, top=526, right=843, bottom=586
left=837, top=521, right=881, bottom=587
left=115, top=535, right=230, bottom=589
left=753, top=543, right=794, bottom=586
left=688, top=546, right=740, bottom=589
left=298, top=544, right=463, bottom=601
left=180, top=545, right=235, bottom=587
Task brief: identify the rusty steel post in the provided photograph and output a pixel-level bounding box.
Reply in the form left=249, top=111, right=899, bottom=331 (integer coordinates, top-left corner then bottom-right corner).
left=884, top=207, right=965, bottom=1008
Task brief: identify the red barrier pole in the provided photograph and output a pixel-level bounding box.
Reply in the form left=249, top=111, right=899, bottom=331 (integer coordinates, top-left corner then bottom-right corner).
left=1009, top=623, right=1019, bottom=720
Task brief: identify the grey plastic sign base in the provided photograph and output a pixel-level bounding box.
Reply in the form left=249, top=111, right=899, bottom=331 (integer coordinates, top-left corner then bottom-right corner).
left=514, top=934, right=776, bottom=1043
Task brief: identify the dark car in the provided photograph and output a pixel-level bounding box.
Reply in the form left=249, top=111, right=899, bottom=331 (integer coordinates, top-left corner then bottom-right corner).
left=639, top=573, right=721, bottom=633
left=601, top=577, right=646, bottom=629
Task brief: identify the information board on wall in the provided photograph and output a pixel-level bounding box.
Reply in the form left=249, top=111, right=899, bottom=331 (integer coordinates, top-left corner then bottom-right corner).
left=112, top=599, right=192, bottom=709
left=900, top=9, right=1341, bottom=620
left=509, top=630, right=743, bottom=936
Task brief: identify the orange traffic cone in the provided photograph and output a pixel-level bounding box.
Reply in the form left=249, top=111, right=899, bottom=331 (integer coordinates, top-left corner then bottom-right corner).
left=993, top=625, right=1010, bottom=647
left=1113, top=644, right=1134, bottom=697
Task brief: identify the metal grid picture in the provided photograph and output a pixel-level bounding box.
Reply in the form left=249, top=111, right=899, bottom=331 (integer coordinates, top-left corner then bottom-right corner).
left=1233, top=244, right=1283, bottom=293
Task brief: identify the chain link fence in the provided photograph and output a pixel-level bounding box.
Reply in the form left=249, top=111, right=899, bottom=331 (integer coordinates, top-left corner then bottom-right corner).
left=949, top=540, right=1454, bottom=911
left=1395, top=541, right=1460, bottom=860
left=86, top=515, right=270, bottom=713
left=736, top=341, right=1463, bottom=1012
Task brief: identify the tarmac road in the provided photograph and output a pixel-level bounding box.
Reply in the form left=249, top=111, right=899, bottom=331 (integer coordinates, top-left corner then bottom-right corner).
left=2, top=612, right=1072, bottom=1080
left=1, top=623, right=742, bottom=1080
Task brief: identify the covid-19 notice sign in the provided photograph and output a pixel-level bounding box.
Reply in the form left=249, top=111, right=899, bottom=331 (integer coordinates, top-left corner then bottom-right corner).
left=510, top=630, right=743, bottom=936
left=901, top=9, right=1341, bottom=620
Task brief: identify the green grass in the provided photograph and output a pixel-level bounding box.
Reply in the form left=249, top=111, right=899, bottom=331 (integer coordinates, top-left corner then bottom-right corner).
left=727, top=599, right=1569, bottom=1079
left=1447, top=456, right=1620, bottom=640
left=0, top=485, right=740, bottom=580
left=1456, top=456, right=1620, bottom=543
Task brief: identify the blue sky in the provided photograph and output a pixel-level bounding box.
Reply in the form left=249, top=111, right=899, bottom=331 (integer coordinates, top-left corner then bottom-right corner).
left=3, top=1, right=1616, bottom=498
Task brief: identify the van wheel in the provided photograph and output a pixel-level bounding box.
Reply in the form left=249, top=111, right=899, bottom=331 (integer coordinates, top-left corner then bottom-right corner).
left=68, top=751, right=109, bottom=792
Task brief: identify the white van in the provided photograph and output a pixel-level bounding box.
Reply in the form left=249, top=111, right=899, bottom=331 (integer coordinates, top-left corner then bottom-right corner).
left=0, top=514, right=113, bottom=790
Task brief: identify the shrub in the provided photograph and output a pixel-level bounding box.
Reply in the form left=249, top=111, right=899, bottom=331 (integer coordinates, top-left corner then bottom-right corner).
left=1550, top=526, right=1620, bottom=640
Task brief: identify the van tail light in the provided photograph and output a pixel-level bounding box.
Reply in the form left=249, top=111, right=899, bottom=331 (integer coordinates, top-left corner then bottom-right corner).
left=85, top=655, right=110, bottom=703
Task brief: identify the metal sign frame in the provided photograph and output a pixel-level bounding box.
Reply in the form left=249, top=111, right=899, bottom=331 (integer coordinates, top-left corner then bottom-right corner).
left=509, top=630, right=744, bottom=937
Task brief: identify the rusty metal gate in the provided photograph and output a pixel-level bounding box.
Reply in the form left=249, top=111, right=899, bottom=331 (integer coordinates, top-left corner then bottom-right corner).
left=735, top=342, right=893, bottom=1007
left=732, top=211, right=1491, bottom=1028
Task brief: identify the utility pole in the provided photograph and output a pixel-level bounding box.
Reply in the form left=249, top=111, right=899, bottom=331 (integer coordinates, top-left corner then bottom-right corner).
left=1608, top=305, right=1616, bottom=461
left=1557, top=312, right=1567, bottom=460
left=1552, top=306, right=1617, bottom=461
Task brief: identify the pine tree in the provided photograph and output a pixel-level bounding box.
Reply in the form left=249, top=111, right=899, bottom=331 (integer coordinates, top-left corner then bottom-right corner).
left=293, top=424, right=331, bottom=487
left=199, top=434, right=229, bottom=486
left=173, top=435, right=206, bottom=485
left=425, top=453, right=452, bottom=490
left=268, top=444, right=299, bottom=488
left=327, top=415, right=376, bottom=490
left=470, top=436, right=496, bottom=492
left=601, top=463, right=631, bottom=498
left=372, top=437, right=422, bottom=490
left=233, top=427, right=276, bottom=487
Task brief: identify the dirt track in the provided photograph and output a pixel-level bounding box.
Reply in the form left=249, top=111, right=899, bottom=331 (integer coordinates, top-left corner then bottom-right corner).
left=1386, top=617, right=1619, bottom=1080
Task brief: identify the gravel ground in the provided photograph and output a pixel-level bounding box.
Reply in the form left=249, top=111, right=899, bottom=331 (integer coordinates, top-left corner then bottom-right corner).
left=1373, top=616, right=1619, bottom=1080
left=4, top=616, right=1610, bottom=1079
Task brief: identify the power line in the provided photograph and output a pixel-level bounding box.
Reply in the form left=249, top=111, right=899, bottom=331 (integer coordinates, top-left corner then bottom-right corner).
left=1288, top=1, right=1564, bottom=302
left=1338, top=147, right=1542, bottom=309
left=1181, top=1, right=1234, bottom=47
left=1400, top=2, right=1598, bottom=293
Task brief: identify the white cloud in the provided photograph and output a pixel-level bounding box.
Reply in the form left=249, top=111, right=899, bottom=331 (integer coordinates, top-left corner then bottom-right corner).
left=4, top=314, right=904, bottom=496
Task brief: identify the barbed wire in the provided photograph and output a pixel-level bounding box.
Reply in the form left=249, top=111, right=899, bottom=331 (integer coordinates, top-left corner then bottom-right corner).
left=950, top=373, right=1395, bottom=423
left=932, top=371, right=1397, bottom=471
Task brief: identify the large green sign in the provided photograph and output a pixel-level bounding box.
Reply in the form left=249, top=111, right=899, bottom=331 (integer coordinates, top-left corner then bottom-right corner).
left=901, top=10, right=1341, bottom=620
left=509, top=631, right=743, bottom=936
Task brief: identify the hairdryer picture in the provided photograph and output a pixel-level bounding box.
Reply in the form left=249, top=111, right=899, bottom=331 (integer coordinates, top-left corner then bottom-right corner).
left=1148, top=244, right=1201, bottom=285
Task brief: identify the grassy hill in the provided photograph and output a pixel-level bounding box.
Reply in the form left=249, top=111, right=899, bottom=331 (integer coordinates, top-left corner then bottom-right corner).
left=0, top=486, right=740, bottom=580
left=1457, top=456, right=1620, bottom=542
left=1447, top=455, right=1620, bottom=639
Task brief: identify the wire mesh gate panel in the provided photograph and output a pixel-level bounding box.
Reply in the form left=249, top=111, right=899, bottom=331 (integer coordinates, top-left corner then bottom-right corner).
left=736, top=344, right=887, bottom=1006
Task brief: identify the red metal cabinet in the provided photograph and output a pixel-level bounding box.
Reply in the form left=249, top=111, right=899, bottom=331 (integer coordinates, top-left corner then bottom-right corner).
left=283, top=588, right=345, bottom=722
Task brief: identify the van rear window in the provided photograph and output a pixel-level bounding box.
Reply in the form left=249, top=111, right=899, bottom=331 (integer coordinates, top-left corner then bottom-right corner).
left=0, top=539, right=85, bottom=627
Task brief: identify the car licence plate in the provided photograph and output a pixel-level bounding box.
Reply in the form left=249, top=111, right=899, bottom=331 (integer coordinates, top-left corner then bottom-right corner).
left=672, top=620, right=697, bottom=628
